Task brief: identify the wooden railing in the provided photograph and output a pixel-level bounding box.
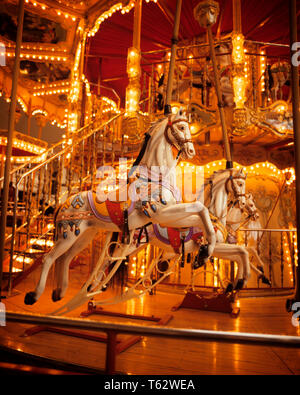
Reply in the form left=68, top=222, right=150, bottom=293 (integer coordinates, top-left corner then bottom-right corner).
left=5, top=310, right=300, bottom=374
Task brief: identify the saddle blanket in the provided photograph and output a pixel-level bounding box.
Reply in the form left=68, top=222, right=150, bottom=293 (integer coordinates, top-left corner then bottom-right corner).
left=87, top=190, right=135, bottom=223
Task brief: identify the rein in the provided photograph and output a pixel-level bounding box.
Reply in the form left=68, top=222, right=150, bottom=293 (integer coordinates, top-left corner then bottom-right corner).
left=164, top=116, right=192, bottom=153
left=128, top=132, right=151, bottom=179
left=225, top=170, right=247, bottom=199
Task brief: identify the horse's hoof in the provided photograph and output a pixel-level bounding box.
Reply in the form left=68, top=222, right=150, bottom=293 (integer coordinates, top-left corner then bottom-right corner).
left=193, top=256, right=206, bottom=270
left=286, top=298, right=296, bottom=312
left=225, top=283, right=234, bottom=294
left=52, top=289, right=61, bottom=302
left=193, top=244, right=209, bottom=269
left=261, top=275, right=271, bottom=286
left=234, top=279, right=244, bottom=291
left=24, top=292, right=37, bottom=305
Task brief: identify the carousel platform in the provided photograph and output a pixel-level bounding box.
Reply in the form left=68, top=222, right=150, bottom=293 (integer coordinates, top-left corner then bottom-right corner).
left=0, top=266, right=300, bottom=375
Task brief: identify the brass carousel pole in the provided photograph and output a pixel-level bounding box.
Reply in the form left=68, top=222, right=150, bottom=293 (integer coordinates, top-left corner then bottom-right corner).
left=0, top=0, right=25, bottom=299
left=287, top=0, right=300, bottom=311
left=194, top=1, right=233, bottom=169
left=164, top=0, right=182, bottom=115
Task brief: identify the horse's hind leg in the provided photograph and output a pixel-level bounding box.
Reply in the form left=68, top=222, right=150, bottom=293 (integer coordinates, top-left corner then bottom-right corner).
left=52, top=228, right=98, bottom=301
left=24, top=235, right=78, bottom=305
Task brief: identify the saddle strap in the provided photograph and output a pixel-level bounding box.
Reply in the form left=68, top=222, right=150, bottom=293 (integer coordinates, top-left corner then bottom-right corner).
left=167, top=227, right=181, bottom=254
left=105, top=200, right=131, bottom=244
left=105, top=200, right=124, bottom=229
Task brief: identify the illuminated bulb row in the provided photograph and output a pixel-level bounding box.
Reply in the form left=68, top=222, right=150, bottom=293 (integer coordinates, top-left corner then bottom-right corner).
left=20, top=45, right=67, bottom=53
left=88, top=3, right=124, bottom=37
left=33, top=88, right=69, bottom=96
left=69, top=42, right=82, bottom=104
left=178, top=160, right=295, bottom=186
left=244, top=49, right=249, bottom=81
left=33, top=81, right=70, bottom=90
left=17, top=97, right=27, bottom=113
left=82, top=75, right=92, bottom=97
left=282, top=167, right=296, bottom=186
left=88, top=1, right=158, bottom=37
left=0, top=136, right=46, bottom=154
left=68, top=112, right=77, bottom=132
left=50, top=119, right=67, bottom=129
left=32, top=109, right=48, bottom=117
left=24, top=0, right=77, bottom=21
left=5, top=52, right=68, bottom=62
left=102, top=96, right=117, bottom=110
left=260, top=50, right=266, bottom=93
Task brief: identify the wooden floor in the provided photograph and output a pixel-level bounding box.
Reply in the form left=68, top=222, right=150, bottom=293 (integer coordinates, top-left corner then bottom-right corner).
left=1, top=266, right=300, bottom=375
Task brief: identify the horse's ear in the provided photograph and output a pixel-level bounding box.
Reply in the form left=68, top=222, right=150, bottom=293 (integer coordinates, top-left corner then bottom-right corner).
left=175, top=107, right=187, bottom=120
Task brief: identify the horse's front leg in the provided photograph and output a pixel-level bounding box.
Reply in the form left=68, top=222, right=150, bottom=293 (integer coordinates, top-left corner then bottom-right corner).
left=212, top=243, right=251, bottom=291
left=246, top=246, right=271, bottom=286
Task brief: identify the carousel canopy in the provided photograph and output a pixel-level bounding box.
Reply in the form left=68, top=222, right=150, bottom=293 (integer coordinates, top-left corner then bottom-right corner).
left=85, top=0, right=298, bottom=106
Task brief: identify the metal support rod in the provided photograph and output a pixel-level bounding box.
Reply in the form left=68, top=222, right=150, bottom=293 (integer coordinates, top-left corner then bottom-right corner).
left=164, top=0, right=182, bottom=115
left=207, top=25, right=232, bottom=168
left=133, top=0, right=142, bottom=50
left=289, top=0, right=300, bottom=301
left=5, top=311, right=300, bottom=348
left=0, top=0, right=25, bottom=299
left=105, top=331, right=117, bottom=374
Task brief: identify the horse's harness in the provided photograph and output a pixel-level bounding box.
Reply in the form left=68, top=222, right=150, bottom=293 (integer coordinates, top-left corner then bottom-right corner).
left=224, top=170, right=247, bottom=199
left=164, top=116, right=192, bottom=156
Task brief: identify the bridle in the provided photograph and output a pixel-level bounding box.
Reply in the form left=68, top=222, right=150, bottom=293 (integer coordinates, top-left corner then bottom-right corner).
left=164, top=116, right=193, bottom=155
left=225, top=170, right=247, bottom=199
left=227, top=194, right=259, bottom=230
left=128, top=115, right=192, bottom=178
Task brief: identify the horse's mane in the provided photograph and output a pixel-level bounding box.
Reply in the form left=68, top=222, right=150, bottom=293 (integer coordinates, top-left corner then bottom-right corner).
left=199, top=168, right=244, bottom=207
left=148, top=117, right=166, bottom=136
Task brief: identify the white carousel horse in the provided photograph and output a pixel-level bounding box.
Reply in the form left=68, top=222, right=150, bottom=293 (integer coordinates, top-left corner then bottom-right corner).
left=88, top=167, right=250, bottom=299
left=221, top=192, right=271, bottom=286
left=24, top=108, right=218, bottom=307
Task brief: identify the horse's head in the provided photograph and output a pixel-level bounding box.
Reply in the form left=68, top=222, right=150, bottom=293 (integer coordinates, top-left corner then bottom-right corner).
left=243, top=193, right=259, bottom=221
left=225, top=168, right=247, bottom=208
left=165, top=108, right=195, bottom=160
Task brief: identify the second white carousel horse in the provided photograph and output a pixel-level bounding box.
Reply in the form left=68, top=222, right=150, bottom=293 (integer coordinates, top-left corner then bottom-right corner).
left=87, top=167, right=250, bottom=299
left=226, top=193, right=271, bottom=286
left=24, top=108, right=217, bottom=307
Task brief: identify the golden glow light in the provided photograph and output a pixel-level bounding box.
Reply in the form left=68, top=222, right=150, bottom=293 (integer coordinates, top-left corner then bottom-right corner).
left=232, top=34, right=246, bottom=109
left=125, top=85, right=140, bottom=115
left=233, top=75, right=246, bottom=109
left=260, top=50, right=266, bottom=93
left=232, top=34, right=245, bottom=65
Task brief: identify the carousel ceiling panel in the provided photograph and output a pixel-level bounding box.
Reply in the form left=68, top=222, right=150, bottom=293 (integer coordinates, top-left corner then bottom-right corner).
left=86, top=0, right=300, bottom=106
left=0, top=3, right=67, bottom=43
left=19, top=60, right=70, bottom=83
